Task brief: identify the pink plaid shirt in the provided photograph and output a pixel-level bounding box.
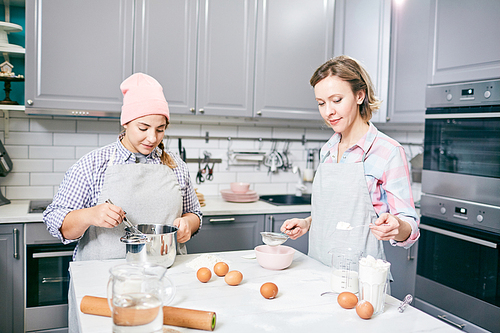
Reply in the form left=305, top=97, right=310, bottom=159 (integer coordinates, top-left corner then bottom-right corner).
left=320, top=122, right=419, bottom=247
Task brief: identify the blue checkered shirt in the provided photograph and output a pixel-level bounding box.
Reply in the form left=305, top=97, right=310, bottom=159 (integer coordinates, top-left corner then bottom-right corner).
left=43, top=137, right=202, bottom=248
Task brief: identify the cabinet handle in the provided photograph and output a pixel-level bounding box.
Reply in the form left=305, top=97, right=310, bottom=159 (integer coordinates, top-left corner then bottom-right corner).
left=256, top=110, right=262, bottom=116
left=437, top=315, right=465, bottom=330
left=190, top=108, right=195, bottom=114
left=42, top=277, right=70, bottom=284
left=208, top=218, right=235, bottom=223
left=407, top=247, right=414, bottom=261
left=27, top=99, right=34, bottom=106
left=199, top=108, right=205, bottom=114
left=267, top=215, right=274, bottom=232
left=33, top=251, right=75, bottom=259
left=13, top=228, right=19, bottom=259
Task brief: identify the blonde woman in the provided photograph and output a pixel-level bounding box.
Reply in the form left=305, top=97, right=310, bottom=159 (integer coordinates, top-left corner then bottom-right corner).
left=281, top=56, right=419, bottom=266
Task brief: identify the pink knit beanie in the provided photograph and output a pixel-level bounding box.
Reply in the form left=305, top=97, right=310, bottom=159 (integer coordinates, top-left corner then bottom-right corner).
left=120, top=73, right=170, bottom=125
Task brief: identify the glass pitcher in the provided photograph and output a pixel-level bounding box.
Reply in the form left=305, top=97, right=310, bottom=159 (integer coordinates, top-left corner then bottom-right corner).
left=107, top=262, right=176, bottom=333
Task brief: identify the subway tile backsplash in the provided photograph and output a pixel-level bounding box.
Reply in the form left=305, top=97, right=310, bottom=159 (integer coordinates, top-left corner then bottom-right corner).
left=0, top=111, right=423, bottom=200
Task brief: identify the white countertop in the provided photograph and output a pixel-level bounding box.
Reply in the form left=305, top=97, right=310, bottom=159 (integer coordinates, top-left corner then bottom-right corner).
left=0, top=196, right=311, bottom=224
left=198, top=196, right=311, bottom=216
left=0, top=200, right=44, bottom=223
left=70, top=250, right=457, bottom=333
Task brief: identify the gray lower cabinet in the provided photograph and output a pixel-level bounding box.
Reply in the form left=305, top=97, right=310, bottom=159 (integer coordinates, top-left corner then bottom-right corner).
left=25, top=0, right=134, bottom=114
left=0, top=224, right=24, bottom=333
left=265, top=213, right=309, bottom=254
left=383, top=239, right=418, bottom=301
left=187, top=215, right=265, bottom=254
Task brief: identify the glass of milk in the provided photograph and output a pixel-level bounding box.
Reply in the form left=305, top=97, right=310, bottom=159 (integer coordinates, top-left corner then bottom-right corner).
left=329, top=247, right=363, bottom=293
left=358, top=255, right=391, bottom=315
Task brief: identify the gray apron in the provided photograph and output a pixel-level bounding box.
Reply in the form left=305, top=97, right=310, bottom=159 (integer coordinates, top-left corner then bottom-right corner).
left=308, top=153, right=386, bottom=267
left=69, top=150, right=183, bottom=332
left=75, top=151, right=183, bottom=260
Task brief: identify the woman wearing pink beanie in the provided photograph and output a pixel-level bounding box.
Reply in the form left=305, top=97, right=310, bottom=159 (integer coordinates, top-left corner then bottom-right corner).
left=43, top=73, right=202, bottom=263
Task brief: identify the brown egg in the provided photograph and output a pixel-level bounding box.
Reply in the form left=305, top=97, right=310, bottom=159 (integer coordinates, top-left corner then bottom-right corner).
left=214, top=262, right=229, bottom=277
left=356, top=300, right=374, bottom=319
left=224, top=270, right=243, bottom=286
left=337, top=292, right=358, bottom=309
left=196, top=267, right=211, bottom=283
left=260, top=282, right=278, bottom=299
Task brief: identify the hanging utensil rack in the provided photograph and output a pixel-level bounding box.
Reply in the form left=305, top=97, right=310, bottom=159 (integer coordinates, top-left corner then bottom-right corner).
left=185, top=157, right=222, bottom=164
left=166, top=132, right=423, bottom=147
left=166, top=132, right=321, bottom=145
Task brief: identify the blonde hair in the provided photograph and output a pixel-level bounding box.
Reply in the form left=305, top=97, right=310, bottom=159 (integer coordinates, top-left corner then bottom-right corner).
left=310, top=55, right=381, bottom=121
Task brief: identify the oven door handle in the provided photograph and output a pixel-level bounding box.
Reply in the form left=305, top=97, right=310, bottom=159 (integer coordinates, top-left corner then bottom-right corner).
left=13, top=228, right=19, bottom=259
left=32, top=250, right=75, bottom=258
left=42, top=277, right=70, bottom=284
left=420, top=224, right=497, bottom=249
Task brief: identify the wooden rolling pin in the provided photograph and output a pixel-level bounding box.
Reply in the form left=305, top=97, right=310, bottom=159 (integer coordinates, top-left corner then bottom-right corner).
left=80, top=295, right=216, bottom=331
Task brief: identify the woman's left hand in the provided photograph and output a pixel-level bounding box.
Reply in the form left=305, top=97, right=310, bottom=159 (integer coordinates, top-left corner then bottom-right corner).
left=369, top=213, right=411, bottom=242
left=173, top=217, right=191, bottom=243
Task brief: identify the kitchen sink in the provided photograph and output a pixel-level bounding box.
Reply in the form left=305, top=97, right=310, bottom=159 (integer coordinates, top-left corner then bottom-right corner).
left=259, top=194, right=311, bottom=206
left=28, top=199, right=52, bottom=213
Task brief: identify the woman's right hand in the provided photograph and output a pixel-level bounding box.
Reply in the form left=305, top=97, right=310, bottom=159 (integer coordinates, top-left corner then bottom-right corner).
left=91, top=202, right=126, bottom=228
left=60, top=202, right=126, bottom=240
left=280, top=216, right=311, bottom=240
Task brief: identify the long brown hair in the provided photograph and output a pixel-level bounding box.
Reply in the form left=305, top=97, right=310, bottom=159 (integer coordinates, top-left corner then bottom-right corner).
left=158, top=140, right=177, bottom=168
left=157, top=117, right=176, bottom=168
left=310, top=55, right=381, bottom=121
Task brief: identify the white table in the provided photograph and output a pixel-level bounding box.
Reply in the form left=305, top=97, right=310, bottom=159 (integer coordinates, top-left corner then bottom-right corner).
left=70, top=250, right=458, bottom=332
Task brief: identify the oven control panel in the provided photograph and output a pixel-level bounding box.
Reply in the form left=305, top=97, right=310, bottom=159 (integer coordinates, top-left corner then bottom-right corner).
left=426, top=79, right=500, bottom=108
left=420, top=193, right=500, bottom=234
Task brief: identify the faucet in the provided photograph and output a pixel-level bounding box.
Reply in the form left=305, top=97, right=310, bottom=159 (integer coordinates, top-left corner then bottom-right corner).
left=292, top=166, right=307, bottom=197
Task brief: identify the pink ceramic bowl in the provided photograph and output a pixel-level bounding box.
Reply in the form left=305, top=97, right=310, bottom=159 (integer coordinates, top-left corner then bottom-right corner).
left=254, top=245, right=295, bottom=270
left=230, top=182, right=250, bottom=194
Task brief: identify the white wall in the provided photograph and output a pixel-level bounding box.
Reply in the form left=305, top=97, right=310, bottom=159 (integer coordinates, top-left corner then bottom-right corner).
left=0, top=111, right=423, bottom=201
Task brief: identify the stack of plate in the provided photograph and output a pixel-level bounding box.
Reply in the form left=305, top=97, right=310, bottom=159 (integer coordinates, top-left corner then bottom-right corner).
left=220, top=189, right=259, bottom=203
left=195, top=188, right=205, bottom=207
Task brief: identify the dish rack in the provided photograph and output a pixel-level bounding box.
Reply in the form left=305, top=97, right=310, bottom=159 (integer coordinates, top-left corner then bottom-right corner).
left=227, top=150, right=266, bottom=169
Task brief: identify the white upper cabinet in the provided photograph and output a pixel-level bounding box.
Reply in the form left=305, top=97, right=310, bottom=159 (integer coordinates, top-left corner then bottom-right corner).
left=25, top=0, right=134, bottom=115
left=253, top=0, right=334, bottom=120
left=333, top=0, right=392, bottom=123
left=428, top=0, right=500, bottom=85
left=134, top=0, right=257, bottom=117
left=387, top=0, right=432, bottom=123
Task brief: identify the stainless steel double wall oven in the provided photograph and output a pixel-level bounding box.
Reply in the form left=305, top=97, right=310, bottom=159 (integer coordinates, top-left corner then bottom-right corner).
left=416, top=79, right=500, bottom=333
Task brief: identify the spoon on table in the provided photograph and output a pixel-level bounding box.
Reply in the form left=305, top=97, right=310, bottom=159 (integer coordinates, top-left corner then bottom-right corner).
left=320, top=291, right=337, bottom=296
